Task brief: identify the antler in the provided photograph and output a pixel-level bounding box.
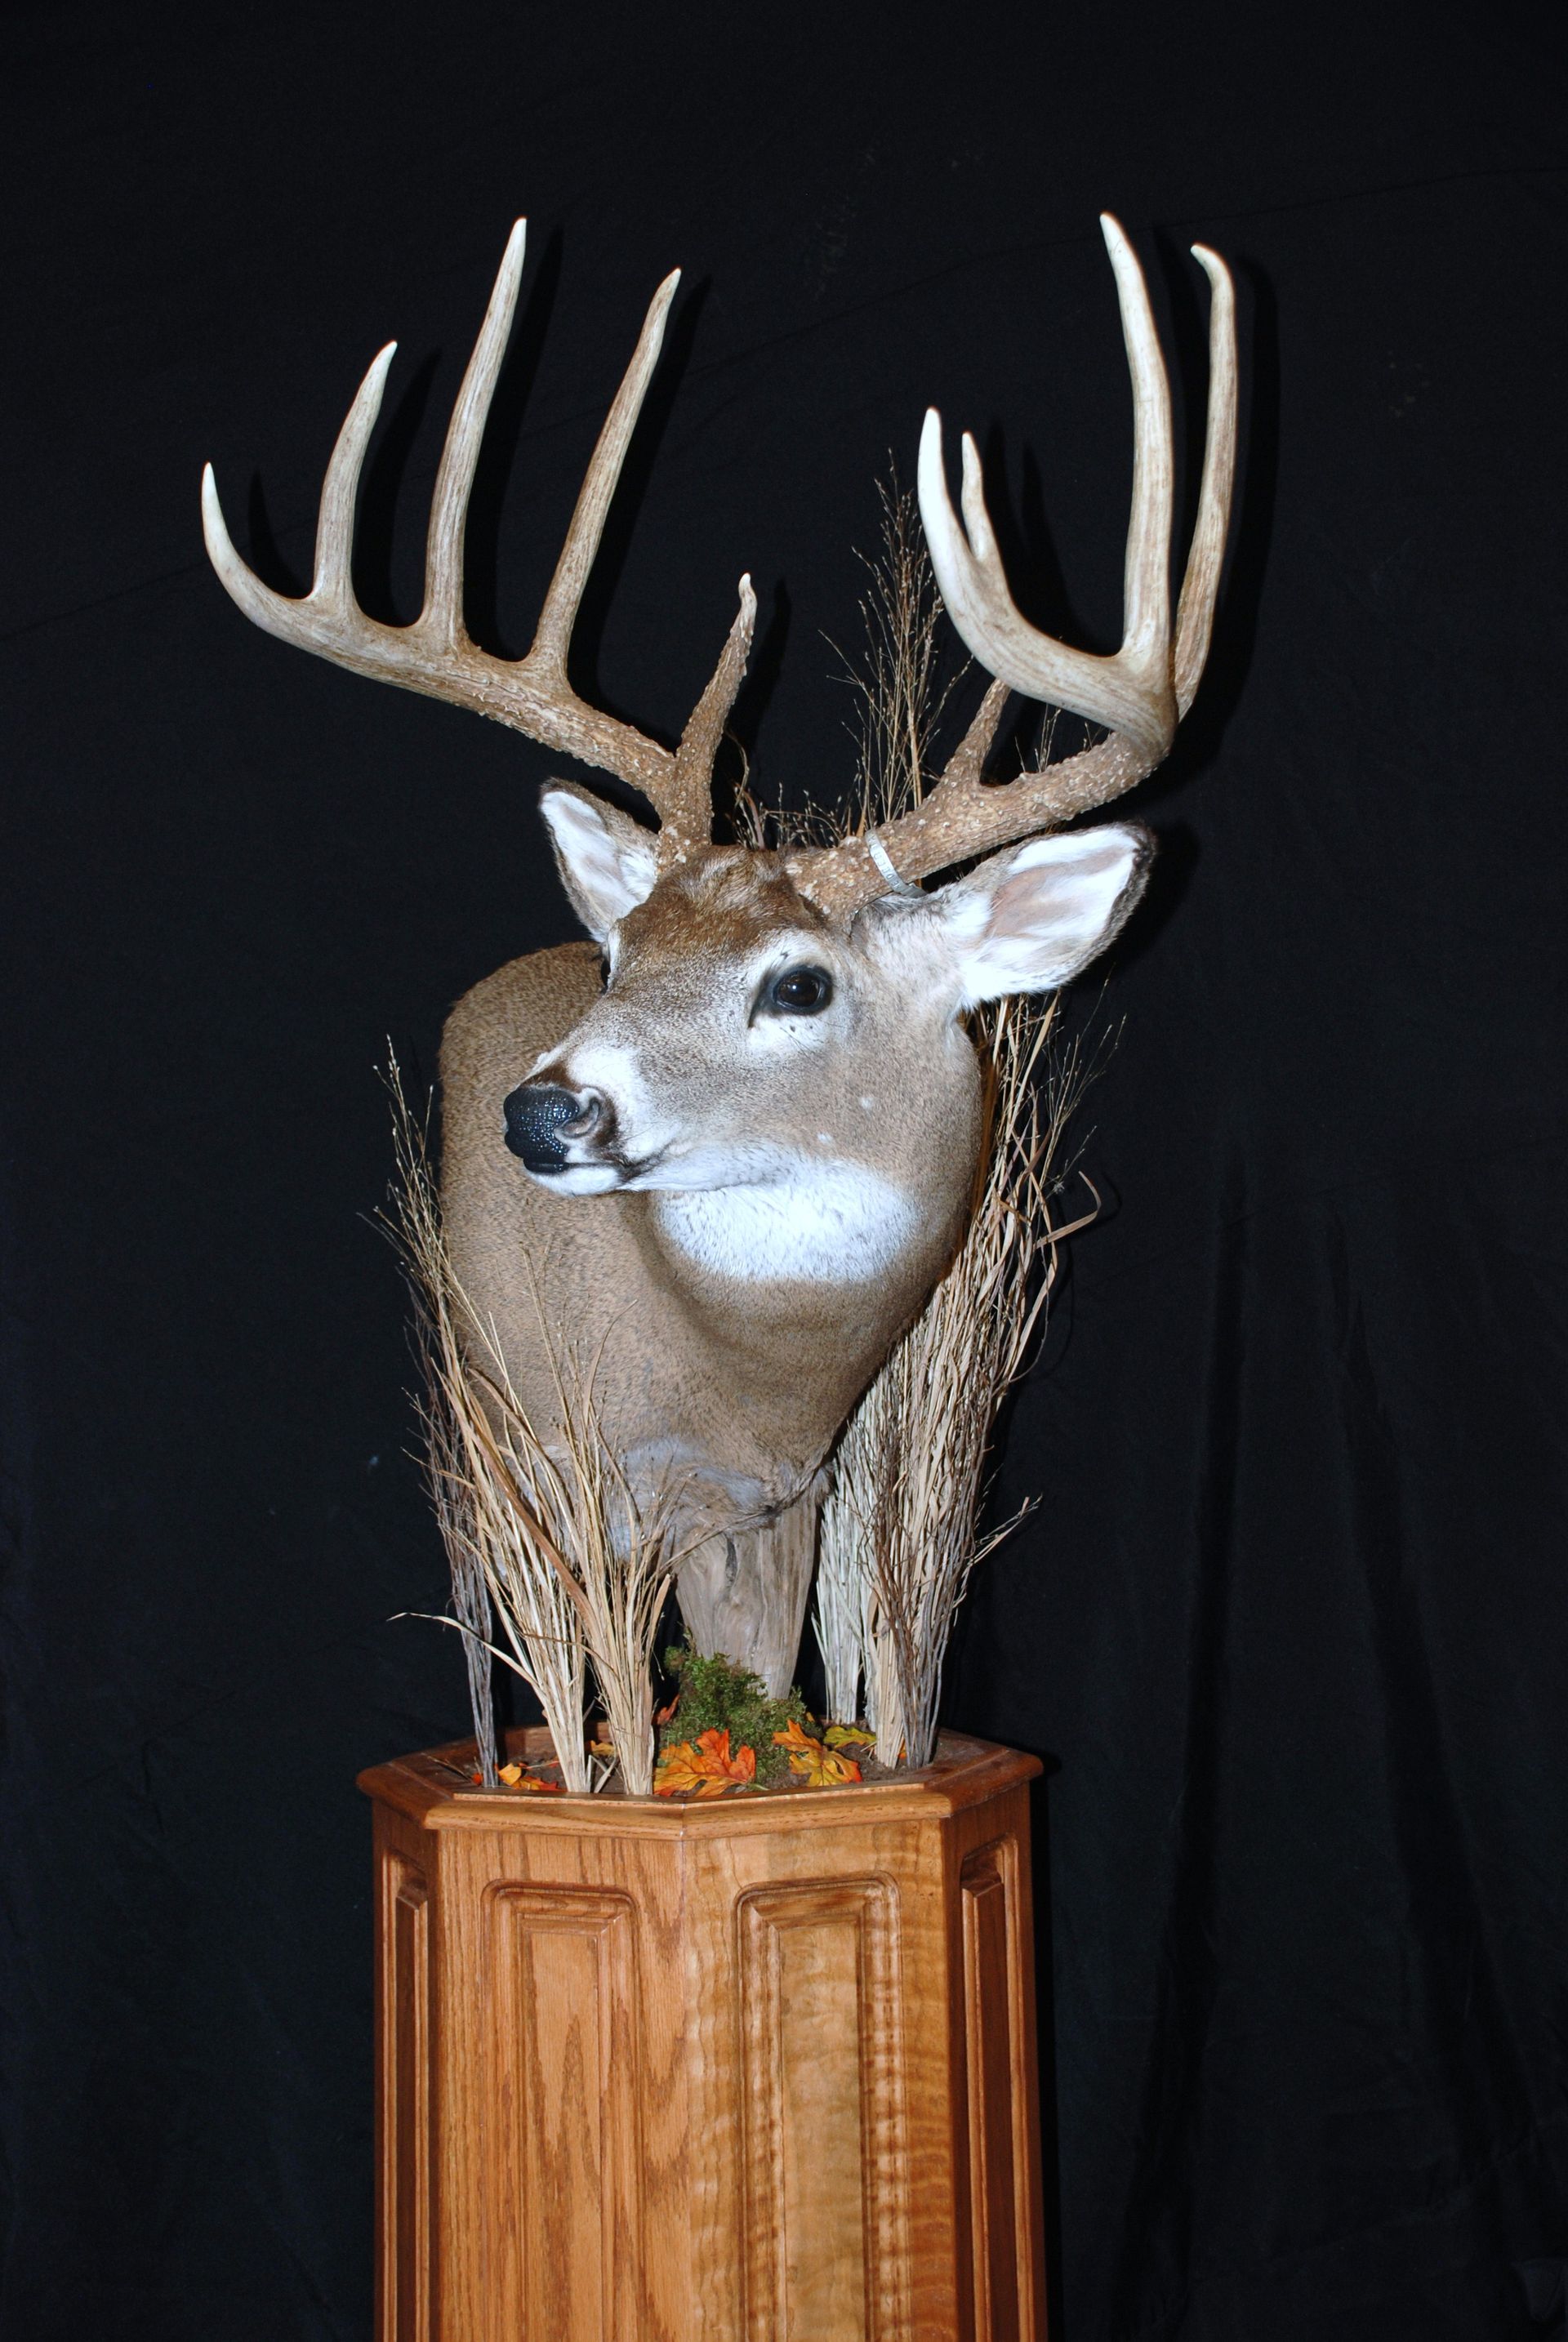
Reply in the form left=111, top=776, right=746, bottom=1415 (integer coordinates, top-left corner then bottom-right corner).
left=792, top=216, right=1236, bottom=918
left=202, top=220, right=751, bottom=866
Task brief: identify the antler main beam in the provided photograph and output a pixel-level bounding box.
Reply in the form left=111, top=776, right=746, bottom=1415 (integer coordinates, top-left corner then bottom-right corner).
left=793, top=216, right=1236, bottom=918
left=203, top=222, right=749, bottom=855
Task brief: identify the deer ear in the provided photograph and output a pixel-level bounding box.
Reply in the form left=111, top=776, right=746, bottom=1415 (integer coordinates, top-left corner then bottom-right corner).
left=540, top=783, right=661, bottom=942
left=932, top=822, right=1153, bottom=1004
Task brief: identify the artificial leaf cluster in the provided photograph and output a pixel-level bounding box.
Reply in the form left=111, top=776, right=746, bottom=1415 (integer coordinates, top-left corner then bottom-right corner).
left=658, top=1645, right=810, bottom=1786
left=652, top=1647, right=871, bottom=1798
left=772, top=1717, right=863, bottom=1788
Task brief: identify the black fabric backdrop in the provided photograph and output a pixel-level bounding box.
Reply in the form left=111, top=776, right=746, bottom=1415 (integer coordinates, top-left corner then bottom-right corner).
left=3, top=2, right=1566, bottom=2335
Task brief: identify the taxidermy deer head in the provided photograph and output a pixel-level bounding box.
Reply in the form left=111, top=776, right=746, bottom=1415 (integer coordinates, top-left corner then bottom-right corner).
left=203, top=216, right=1236, bottom=1691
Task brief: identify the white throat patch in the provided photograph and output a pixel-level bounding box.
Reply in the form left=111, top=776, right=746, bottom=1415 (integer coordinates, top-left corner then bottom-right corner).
left=653, top=1160, right=919, bottom=1285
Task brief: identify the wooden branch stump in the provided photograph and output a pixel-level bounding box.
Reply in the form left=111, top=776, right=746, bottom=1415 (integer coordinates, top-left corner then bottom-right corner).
left=359, top=1727, right=1047, bottom=2341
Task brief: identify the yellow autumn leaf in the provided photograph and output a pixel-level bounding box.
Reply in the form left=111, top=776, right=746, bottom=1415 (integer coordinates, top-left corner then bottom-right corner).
left=773, top=1718, right=862, bottom=1788
left=824, top=1724, right=876, bottom=1750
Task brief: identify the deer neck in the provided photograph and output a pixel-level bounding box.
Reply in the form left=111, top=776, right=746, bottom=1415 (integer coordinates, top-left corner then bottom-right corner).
left=636, top=1142, right=973, bottom=1430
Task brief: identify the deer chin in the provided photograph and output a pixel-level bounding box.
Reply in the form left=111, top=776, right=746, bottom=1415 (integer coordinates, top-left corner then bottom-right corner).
left=522, top=1160, right=624, bottom=1195
left=649, top=1158, right=920, bottom=1285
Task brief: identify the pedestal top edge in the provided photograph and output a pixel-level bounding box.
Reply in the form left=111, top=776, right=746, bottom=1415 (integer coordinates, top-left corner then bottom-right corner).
left=357, top=1728, right=1040, bottom=1833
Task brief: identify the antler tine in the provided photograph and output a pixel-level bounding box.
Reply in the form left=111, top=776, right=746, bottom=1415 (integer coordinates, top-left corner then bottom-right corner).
left=421, top=218, right=531, bottom=651
left=938, top=676, right=1012, bottom=791
left=313, top=344, right=399, bottom=612
left=200, top=336, right=397, bottom=646
left=661, top=576, right=757, bottom=863
left=1173, top=245, right=1238, bottom=715
left=792, top=221, right=1236, bottom=920
left=203, top=225, right=750, bottom=827
left=915, top=216, right=1178, bottom=765
left=529, top=271, right=680, bottom=681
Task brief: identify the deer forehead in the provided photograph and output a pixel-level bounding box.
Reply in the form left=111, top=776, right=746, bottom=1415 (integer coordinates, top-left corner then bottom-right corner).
left=615, top=849, right=831, bottom=963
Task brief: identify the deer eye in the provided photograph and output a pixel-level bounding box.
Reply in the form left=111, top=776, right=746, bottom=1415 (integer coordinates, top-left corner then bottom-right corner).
left=767, top=964, right=834, bottom=1015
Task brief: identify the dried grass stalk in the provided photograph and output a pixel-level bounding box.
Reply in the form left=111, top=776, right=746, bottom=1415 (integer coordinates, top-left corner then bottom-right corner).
left=813, top=1496, right=878, bottom=1734
left=839, top=475, right=958, bottom=829
left=383, top=1065, right=676, bottom=1796
left=733, top=474, right=963, bottom=857
left=421, top=1347, right=502, bottom=1787
left=521, top=1359, right=678, bottom=1800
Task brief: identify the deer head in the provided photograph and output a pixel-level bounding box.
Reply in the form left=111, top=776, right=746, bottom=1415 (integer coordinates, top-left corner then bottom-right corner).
left=203, top=216, right=1236, bottom=1687
left=203, top=217, right=1235, bottom=1296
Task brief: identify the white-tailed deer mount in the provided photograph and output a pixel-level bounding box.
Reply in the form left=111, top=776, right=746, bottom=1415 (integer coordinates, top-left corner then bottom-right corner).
left=203, top=216, right=1236, bottom=1693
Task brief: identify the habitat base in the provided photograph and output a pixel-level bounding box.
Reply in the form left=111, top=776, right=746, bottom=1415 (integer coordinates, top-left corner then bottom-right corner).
left=358, top=1725, right=1046, bottom=2340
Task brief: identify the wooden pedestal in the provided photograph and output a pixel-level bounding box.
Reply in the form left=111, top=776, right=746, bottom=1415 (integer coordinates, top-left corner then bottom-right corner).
left=358, top=1728, right=1047, bottom=2342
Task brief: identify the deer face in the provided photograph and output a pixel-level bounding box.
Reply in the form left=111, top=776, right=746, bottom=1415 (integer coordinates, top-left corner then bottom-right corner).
left=501, top=784, right=1149, bottom=1279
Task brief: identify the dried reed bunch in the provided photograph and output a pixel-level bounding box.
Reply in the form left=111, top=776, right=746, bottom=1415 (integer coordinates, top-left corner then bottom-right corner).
left=817, top=998, right=1096, bottom=1763
left=808, top=475, right=1099, bottom=1763
left=382, top=1063, right=676, bottom=1796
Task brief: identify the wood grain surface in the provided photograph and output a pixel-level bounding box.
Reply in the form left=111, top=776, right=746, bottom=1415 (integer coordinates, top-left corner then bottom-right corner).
left=361, top=1730, right=1047, bottom=2340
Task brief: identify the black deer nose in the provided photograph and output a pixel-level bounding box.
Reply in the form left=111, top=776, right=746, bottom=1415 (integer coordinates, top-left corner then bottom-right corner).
left=502, top=1083, right=603, bottom=1173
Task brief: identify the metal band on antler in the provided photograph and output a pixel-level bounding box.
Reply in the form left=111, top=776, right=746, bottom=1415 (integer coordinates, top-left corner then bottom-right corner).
left=790, top=216, right=1237, bottom=919
left=202, top=222, right=750, bottom=862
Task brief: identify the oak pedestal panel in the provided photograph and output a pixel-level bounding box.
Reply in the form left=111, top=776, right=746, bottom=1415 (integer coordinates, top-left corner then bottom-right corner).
left=358, top=1730, right=1046, bottom=2342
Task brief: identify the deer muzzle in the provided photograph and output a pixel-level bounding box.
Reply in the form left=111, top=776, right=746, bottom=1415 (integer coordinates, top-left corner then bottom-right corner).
left=502, top=1081, right=609, bottom=1175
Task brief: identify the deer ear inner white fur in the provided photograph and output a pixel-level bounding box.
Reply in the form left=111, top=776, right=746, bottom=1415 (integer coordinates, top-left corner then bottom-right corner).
left=541, top=784, right=661, bottom=942
left=935, top=822, right=1152, bottom=1004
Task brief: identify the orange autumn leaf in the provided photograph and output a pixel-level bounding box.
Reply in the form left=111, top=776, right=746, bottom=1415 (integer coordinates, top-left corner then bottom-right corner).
left=653, top=1726, right=757, bottom=1799
left=772, top=1717, right=818, bottom=1757
left=773, top=1718, right=862, bottom=1789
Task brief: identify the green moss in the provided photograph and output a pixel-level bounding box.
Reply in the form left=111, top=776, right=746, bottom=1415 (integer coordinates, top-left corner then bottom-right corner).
left=660, top=1645, right=812, bottom=1786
